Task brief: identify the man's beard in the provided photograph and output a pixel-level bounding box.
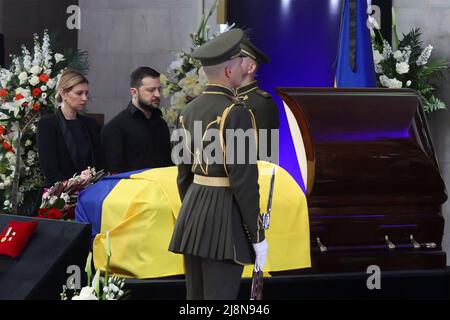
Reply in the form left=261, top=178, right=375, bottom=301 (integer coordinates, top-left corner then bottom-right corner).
left=137, top=94, right=160, bottom=112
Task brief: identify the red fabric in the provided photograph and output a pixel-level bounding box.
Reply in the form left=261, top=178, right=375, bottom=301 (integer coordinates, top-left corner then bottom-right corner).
left=0, top=220, right=38, bottom=258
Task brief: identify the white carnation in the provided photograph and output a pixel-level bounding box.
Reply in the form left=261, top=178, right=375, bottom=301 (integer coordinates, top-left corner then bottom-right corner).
left=30, top=65, right=42, bottom=75
left=40, top=85, right=47, bottom=92
left=29, top=75, right=40, bottom=86
left=396, top=62, right=409, bottom=74
left=18, top=72, right=28, bottom=84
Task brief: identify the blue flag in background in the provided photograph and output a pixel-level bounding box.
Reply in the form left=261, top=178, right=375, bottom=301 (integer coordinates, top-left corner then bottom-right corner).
left=336, top=0, right=376, bottom=87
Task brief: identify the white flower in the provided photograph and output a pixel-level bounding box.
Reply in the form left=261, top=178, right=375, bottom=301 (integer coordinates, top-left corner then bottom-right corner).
left=379, top=75, right=403, bottom=89
left=169, top=58, right=184, bottom=71
left=396, top=62, right=409, bottom=74
left=49, top=196, right=58, bottom=205
left=60, top=193, right=70, bottom=203
left=379, top=75, right=389, bottom=87
left=387, top=77, right=403, bottom=88
left=71, top=286, right=98, bottom=300
left=416, top=44, right=433, bottom=66
left=170, top=91, right=187, bottom=111
left=54, top=53, right=65, bottom=63
left=4, top=177, right=11, bottom=187
left=18, top=72, right=28, bottom=84
left=393, top=50, right=403, bottom=61
left=30, top=65, right=42, bottom=75
left=367, top=15, right=380, bottom=30
left=41, top=93, right=47, bottom=99
left=47, top=78, right=56, bottom=89
left=25, top=140, right=32, bottom=146
left=40, top=85, right=47, bottom=92
left=372, top=50, right=384, bottom=65
left=4, top=200, right=10, bottom=206
left=406, top=80, right=412, bottom=87
left=29, top=75, right=40, bottom=86
left=382, top=40, right=392, bottom=59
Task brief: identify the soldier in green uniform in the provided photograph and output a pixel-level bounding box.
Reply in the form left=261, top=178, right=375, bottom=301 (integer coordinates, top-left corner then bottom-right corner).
left=237, top=37, right=280, bottom=162
left=169, top=29, right=268, bottom=300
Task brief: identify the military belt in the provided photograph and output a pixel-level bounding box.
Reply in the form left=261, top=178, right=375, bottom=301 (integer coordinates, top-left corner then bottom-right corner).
left=193, top=174, right=230, bottom=187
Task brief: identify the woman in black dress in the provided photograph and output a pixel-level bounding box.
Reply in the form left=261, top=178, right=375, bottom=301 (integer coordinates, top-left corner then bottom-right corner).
left=37, top=69, right=103, bottom=187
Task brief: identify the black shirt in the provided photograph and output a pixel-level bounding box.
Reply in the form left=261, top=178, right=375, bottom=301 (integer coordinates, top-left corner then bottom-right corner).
left=66, top=118, right=92, bottom=172
left=101, top=102, right=173, bottom=173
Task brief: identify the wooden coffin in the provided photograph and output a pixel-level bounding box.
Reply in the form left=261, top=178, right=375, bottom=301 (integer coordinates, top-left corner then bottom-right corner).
left=276, top=88, right=447, bottom=272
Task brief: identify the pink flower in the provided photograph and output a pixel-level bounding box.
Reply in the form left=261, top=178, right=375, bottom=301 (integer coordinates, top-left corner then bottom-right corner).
left=80, top=168, right=93, bottom=184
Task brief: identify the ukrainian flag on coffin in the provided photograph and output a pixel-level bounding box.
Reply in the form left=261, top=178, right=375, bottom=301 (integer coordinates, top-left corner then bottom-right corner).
left=75, top=161, right=311, bottom=279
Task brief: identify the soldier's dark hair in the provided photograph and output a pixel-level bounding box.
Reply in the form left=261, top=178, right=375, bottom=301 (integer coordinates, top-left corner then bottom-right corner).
left=130, top=66, right=160, bottom=88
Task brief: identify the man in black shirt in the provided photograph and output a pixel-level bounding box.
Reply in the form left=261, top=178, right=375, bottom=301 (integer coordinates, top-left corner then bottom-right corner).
left=101, top=66, right=173, bottom=174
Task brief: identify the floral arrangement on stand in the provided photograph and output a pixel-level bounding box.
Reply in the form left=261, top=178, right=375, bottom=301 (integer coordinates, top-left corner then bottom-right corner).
left=161, top=0, right=231, bottom=127
left=38, top=167, right=105, bottom=220
left=371, top=16, right=448, bottom=113
left=0, top=30, right=89, bottom=214
left=61, top=232, right=130, bottom=300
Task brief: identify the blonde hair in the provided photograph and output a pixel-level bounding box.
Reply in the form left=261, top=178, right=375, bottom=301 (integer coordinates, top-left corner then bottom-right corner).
left=55, top=69, right=89, bottom=103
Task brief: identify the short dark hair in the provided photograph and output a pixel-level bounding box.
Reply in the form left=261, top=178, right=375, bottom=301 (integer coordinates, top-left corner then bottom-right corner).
left=130, top=66, right=160, bottom=88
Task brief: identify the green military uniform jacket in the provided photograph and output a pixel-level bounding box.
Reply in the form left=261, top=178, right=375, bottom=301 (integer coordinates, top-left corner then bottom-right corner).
left=237, top=80, right=279, bottom=159
left=169, top=84, right=265, bottom=265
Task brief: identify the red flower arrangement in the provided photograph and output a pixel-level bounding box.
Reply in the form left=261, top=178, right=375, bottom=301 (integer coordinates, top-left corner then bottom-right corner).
left=39, top=167, right=106, bottom=220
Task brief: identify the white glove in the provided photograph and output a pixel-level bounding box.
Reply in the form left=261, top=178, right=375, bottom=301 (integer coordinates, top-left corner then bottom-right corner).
left=252, top=239, right=268, bottom=272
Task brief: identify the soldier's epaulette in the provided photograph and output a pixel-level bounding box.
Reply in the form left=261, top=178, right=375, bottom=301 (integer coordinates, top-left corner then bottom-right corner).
left=255, top=89, right=271, bottom=99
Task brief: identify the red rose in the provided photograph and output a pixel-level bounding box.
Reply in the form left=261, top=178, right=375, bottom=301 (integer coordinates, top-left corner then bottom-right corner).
left=39, top=74, right=49, bottom=83
left=37, top=208, right=63, bottom=220
left=0, top=88, right=7, bottom=97
left=14, top=93, right=24, bottom=100
left=32, top=103, right=40, bottom=111
left=0, top=126, right=5, bottom=135
left=2, top=141, right=14, bottom=153
left=32, top=88, right=42, bottom=97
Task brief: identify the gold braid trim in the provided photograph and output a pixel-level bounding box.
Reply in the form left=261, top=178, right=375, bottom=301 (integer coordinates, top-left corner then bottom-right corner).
left=248, top=108, right=258, bottom=155
left=219, top=103, right=236, bottom=177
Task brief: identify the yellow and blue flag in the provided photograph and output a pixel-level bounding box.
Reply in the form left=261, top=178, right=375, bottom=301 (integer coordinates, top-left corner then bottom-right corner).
left=76, top=162, right=311, bottom=279
left=336, top=0, right=376, bottom=87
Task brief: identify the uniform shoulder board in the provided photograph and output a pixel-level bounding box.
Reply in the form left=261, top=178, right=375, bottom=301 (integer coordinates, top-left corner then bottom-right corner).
left=255, top=89, right=271, bottom=98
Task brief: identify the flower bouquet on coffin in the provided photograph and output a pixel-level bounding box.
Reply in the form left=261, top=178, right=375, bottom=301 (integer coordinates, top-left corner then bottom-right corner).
left=371, top=22, right=448, bottom=113
left=38, top=167, right=105, bottom=220
left=61, top=232, right=130, bottom=300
